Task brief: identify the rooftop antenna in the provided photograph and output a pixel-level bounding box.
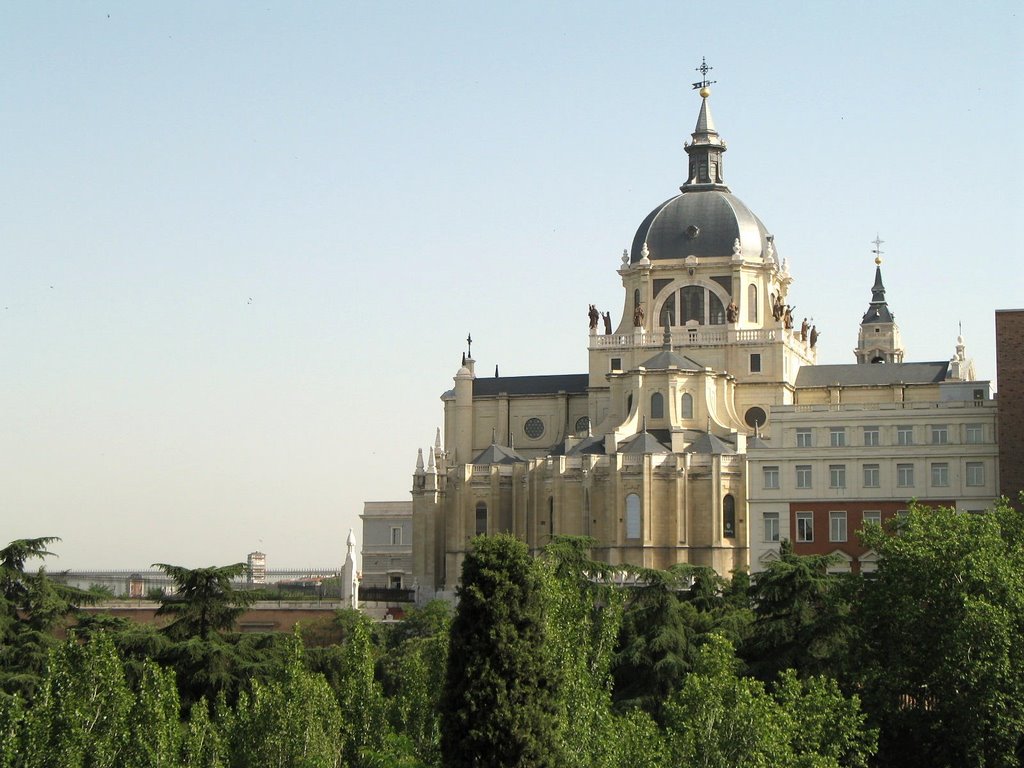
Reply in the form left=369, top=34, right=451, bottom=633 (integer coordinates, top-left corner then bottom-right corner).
left=692, top=57, right=716, bottom=91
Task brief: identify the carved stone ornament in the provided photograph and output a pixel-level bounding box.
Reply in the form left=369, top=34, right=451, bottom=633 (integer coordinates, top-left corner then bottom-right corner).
left=621, top=248, right=629, bottom=265
left=732, top=238, right=742, bottom=257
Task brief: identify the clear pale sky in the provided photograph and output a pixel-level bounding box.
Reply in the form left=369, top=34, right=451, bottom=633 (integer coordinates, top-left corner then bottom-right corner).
left=2, top=2, right=1021, bottom=570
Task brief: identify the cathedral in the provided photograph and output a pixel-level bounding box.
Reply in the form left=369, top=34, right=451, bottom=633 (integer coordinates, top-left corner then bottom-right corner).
left=398, top=70, right=998, bottom=601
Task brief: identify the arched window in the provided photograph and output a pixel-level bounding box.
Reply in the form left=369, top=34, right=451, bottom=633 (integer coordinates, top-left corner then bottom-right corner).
left=651, top=392, right=664, bottom=419
left=658, top=284, right=731, bottom=327
left=548, top=496, right=555, bottom=537
left=681, top=393, right=694, bottom=419
left=626, top=394, right=633, bottom=415
left=723, top=495, right=736, bottom=539
left=626, top=494, right=641, bottom=540
left=748, top=284, right=757, bottom=323
left=633, top=289, right=641, bottom=310
left=475, top=502, right=488, bottom=537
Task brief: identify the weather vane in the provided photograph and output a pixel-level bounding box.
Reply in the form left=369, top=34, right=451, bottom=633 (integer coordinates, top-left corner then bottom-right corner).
left=871, top=234, right=884, bottom=264
left=692, top=57, right=716, bottom=91
left=466, top=332, right=473, bottom=357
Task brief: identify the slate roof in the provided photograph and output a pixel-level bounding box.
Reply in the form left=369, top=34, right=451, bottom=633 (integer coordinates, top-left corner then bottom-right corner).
left=618, top=431, right=671, bottom=455
left=565, top=435, right=607, bottom=456
left=795, top=362, right=949, bottom=388
left=746, top=435, right=772, bottom=450
left=471, top=443, right=527, bottom=465
left=685, top=432, right=737, bottom=455
left=473, top=374, right=588, bottom=397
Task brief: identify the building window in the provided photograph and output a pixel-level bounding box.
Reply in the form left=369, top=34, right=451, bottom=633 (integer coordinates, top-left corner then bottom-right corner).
left=475, top=502, right=488, bottom=536
left=748, top=284, right=758, bottom=322
left=763, top=466, right=780, bottom=489
left=863, top=464, right=880, bottom=488
left=750, top=353, right=761, bottom=373
left=829, top=464, right=846, bottom=489
left=575, top=416, right=590, bottom=435
left=862, top=510, right=882, bottom=528
left=681, top=392, right=694, bottom=419
left=830, top=511, right=847, bottom=542
left=390, top=526, right=402, bottom=546
left=931, top=462, right=949, bottom=487
left=965, top=424, right=983, bottom=444
left=897, top=463, right=914, bottom=488
left=626, top=394, right=633, bottom=414
left=863, top=426, right=879, bottom=446
left=389, top=574, right=403, bottom=589
left=524, top=417, right=545, bottom=439
left=931, top=425, right=948, bottom=444
left=796, top=465, right=812, bottom=489
left=723, top=495, right=736, bottom=539
left=650, top=392, right=665, bottom=419
left=796, top=512, right=814, bottom=542
left=625, top=494, right=641, bottom=540
left=796, top=428, right=812, bottom=448
left=897, top=426, right=913, bottom=446
left=548, top=497, right=555, bottom=536
left=610, top=357, right=622, bottom=372
left=764, top=512, right=780, bottom=542
left=966, top=461, right=985, bottom=486
left=829, top=427, right=846, bottom=447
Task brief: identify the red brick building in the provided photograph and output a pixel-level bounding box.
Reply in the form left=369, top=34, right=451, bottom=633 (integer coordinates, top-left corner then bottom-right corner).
left=996, top=309, right=1024, bottom=500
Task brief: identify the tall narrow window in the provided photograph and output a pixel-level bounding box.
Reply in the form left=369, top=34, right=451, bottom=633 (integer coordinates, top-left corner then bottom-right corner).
left=626, top=394, right=633, bottom=415
left=651, top=392, right=664, bottom=419
left=897, top=463, right=914, bottom=487
left=747, top=284, right=757, bottom=322
left=965, top=424, right=983, bottom=444
left=682, top=286, right=704, bottom=324
left=723, top=494, right=736, bottom=539
left=796, top=465, right=813, bottom=489
left=764, top=512, right=780, bottom=542
left=681, top=393, right=694, bottom=419
left=625, top=494, right=641, bottom=540
left=796, top=512, right=814, bottom=542
left=829, top=511, right=848, bottom=542
left=829, top=427, right=846, bottom=447
left=475, top=502, right=488, bottom=537
left=966, top=461, right=985, bottom=486
left=548, top=496, right=555, bottom=537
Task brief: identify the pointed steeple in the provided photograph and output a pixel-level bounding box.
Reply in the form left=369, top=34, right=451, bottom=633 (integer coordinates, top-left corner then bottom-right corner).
left=855, top=237, right=904, bottom=364
left=682, top=58, right=729, bottom=193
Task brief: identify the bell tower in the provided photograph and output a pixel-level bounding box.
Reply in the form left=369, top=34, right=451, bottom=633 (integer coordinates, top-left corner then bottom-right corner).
left=854, top=236, right=904, bottom=364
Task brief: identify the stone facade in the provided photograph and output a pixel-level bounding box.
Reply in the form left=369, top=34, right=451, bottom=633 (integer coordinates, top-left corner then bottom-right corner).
left=360, top=501, right=413, bottom=589
left=386, top=83, right=1000, bottom=602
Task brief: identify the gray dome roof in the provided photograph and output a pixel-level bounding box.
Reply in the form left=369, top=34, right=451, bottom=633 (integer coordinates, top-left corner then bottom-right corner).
left=630, top=190, right=775, bottom=264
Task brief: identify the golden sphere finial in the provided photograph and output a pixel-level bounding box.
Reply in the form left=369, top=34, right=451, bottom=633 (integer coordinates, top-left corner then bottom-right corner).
left=874, top=256, right=882, bottom=265
left=699, top=86, right=711, bottom=98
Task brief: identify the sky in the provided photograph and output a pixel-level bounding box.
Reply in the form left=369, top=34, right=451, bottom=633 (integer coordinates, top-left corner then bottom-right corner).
left=2, top=2, right=1021, bottom=570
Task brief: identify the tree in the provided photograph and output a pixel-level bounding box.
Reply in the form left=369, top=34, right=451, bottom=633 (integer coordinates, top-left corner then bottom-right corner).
left=743, top=540, right=855, bottom=682
left=21, top=631, right=134, bottom=768
left=439, top=534, right=561, bottom=768
left=857, top=502, right=1024, bottom=768
left=0, top=537, right=93, bottom=699
left=229, top=632, right=345, bottom=768
left=152, top=563, right=255, bottom=640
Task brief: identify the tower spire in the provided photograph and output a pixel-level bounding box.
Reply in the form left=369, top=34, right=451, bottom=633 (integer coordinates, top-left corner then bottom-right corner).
left=855, top=235, right=904, bottom=364
left=682, top=57, right=729, bottom=193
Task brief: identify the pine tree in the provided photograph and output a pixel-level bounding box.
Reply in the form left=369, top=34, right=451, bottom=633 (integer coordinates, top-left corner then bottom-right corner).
left=440, top=534, right=561, bottom=768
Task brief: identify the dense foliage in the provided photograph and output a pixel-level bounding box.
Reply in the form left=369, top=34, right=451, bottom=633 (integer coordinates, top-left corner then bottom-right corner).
left=0, top=496, right=1020, bottom=767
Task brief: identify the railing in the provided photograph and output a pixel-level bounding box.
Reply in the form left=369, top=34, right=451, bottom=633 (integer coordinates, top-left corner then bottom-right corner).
left=590, top=326, right=793, bottom=350
left=359, top=587, right=415, bottom=603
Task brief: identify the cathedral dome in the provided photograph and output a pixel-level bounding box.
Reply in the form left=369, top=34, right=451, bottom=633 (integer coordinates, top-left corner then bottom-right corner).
left=629, top=190, right=774, bottom=263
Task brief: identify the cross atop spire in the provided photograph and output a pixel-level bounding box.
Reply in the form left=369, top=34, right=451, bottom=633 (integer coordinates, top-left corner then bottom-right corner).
left=871, top=234, right=884, bottom=264
left=466, top=332, right=473, bottom=358
left=692, top=57, right=716, bottom=92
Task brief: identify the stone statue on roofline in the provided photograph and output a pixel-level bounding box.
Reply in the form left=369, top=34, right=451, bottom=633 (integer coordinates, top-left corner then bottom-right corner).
left=588, top=304, right=599, bottom=330
left=633, top=303, right=645, bottom=328
left=603, top=311, right=612, bottom=335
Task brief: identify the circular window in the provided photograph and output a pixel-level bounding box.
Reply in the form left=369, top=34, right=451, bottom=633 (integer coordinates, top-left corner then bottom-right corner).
left=524, top=418, right=545, bottom=439
left=574, top=416, right=590, bottom=436
left=685, top=225, right=700, bottom=238
left=744, top=406, right=768, bottom=429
